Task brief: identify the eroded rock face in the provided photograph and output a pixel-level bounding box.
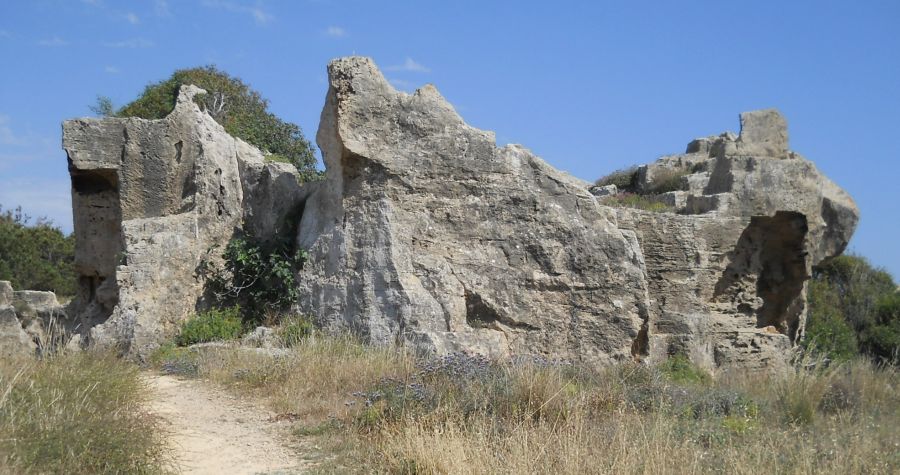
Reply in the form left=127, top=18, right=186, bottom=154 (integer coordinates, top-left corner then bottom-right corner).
left=0, top=281, right=69, bottom=357
left=297, top=57, right=857, bottom=370
left=612, top=110, right=858, bottom=370
left=56, top=56, right=858, bottom=370
left=297, top=57, right=650, bottom=364
left=63, top=86, right=307, bottom=357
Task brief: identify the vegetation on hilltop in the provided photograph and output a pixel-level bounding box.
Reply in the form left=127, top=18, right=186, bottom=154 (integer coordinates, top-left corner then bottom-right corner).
left=96, top=65, right=319, bottom=181
left=0, top=205, right=75, bottom=297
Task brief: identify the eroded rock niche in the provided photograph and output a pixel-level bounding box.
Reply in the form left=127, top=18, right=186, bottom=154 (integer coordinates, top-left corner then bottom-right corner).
left=70, top=166, right=122, bottom=328
left=58, top=57, right=859, bottom=371
left=714, top=211, right=809, bottom=338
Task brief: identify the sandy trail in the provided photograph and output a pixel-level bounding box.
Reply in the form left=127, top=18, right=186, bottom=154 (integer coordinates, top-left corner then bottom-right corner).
left=145, top=373, right=307, bottom=474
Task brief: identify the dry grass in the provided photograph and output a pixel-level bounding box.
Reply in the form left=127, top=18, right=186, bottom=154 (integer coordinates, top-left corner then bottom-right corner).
left=601, top=193, right=674, bottom=213
left=152, top=336, right=900, bottom=474
left=0, top=351, right=171, bottom=474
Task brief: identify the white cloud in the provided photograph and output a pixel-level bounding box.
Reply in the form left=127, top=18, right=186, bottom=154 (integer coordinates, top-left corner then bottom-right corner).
left=201, top=0, right=273, bottom=25
left=386, top=57, right=431, bottom=73
left=104, top=65, right=121, bottom=74
left=124, top=12, right=140, bottom=24
left=154, top=0, right=171, bottom=16
left=0, top=115, right=22, bottom=145
left=37, top=37, right=68, bottom=47
left=103, top=38, right=154, bottom=48
left=325, top=26, right=345, bottom=37
left=0, top=30, right=10, bottom=39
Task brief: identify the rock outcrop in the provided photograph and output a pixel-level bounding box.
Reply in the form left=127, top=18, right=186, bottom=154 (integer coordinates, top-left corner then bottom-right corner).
left=298, top=57, right=649, bottom=363
left=55, top=56, right=858, bottom=370
left=297, top=57, right=857, bottom=370
left=63, top=86, right=308, bottom=356
left=0, top=280, right=70, bottom=357
left=607, top=110, right=858, bottom=369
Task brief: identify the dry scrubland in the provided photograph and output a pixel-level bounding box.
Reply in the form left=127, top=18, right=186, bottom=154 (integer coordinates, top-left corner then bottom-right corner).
left=152, top=334, right=898, bottom=474
left=0, top=335, right=898, bottom=474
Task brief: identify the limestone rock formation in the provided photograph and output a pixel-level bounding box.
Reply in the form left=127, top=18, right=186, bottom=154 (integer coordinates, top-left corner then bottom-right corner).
left=55, top=56, right=858, bottom=370
left=0, top=280, right=69, bottom=357
left=297, top=57, right=857, bottom=370
left=298, top=57, right=646, bottom=364
left=63, top=86, right=307, bottom=356
left=609, top=110, right=858, bottom=369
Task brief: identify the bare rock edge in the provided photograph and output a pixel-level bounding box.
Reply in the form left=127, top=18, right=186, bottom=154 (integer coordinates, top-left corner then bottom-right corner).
left=54, top=57, right=857, bottom=371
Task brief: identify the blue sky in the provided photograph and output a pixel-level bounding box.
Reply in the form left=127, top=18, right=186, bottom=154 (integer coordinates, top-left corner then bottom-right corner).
left=0, top=0, right=898, bottom=278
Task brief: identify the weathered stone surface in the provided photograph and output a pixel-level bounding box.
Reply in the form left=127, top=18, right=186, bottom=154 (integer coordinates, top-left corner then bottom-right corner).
left=295, top=58, right=857, bottom=370
left=0, top=282, right=69, bottom=357
left=236, top=143, right=315, bottom=243
left=0, top=281, right=12, bottom=306
left=241, top=326, right=280, bottom=349
left=612, top=109, right=858, bottom=370
left=297, top=57, right=650, bottom=364
left=589, top=184, right=618, bottom=198
left=57, top=56, right=859, bottom=371
left=63, top=85, right=307, bottom=357
left=0, top=305, right=36, bottom=357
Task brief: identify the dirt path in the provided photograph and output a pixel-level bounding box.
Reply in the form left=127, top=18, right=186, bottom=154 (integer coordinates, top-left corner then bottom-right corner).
left=145, top=373, right=307, bottom=474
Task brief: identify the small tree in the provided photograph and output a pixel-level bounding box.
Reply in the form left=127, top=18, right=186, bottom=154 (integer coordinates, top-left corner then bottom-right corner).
left=89, top=96, right=115, bottom=117
left=114, top=66, right=319, bottom=181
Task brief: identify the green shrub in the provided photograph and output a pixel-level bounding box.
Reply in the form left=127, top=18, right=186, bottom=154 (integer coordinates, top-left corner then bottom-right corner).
left=176, top=306, right=243, bottom=346
left=645, top=168, right=689, bottom=194
left=813, top=255, right=895, bottom=332
left=114, top=66, right=318, bottom=180
left=807, top=254, right=898, bottom=363
left=0, top=205, right=75, bottom=296
left=659, top=354, right=711, bottom=385
left=803, top=279, right=859, bottom=361
left=205, top=237, right=307, bottom=323
left=861, top=292, right=900, bottom=362
left=595, top=166, right=639, bottom=191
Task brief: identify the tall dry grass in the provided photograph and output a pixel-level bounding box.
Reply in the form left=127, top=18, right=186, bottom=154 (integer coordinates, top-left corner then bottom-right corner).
left=0, top=351, right=171, bottom=474
left=152, top=335, right=900, bottom=474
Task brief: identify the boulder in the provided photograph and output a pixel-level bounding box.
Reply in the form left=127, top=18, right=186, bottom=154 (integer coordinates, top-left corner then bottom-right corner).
left=295, top=57, right=858, bottom=370
left=0, top=305, right=36, bottom=358
left=241, top=326, right=280, bottom=349
left=589, top=184, right=618, bottom=198
left=0, top=282, right=70, bottom=357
